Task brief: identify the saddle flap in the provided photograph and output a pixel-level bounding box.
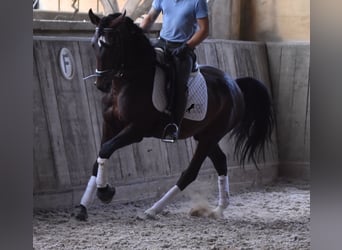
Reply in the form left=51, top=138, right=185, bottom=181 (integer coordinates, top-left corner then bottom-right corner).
left=152, top=67, right=208, bottom=121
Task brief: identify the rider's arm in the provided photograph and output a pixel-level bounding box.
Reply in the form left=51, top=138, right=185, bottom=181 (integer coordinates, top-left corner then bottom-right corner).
left=186, top=17, right=209, bottom=49
left=140, top=8, right=161, bottom=32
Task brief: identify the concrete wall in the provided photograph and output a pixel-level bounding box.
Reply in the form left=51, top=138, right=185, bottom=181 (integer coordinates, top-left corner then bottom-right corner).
left=33, top=37, right=279, bottom=209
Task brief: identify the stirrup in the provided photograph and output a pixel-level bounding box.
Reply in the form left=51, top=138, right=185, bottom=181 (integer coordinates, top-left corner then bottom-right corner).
left=162, top=123, right=179, bottom=143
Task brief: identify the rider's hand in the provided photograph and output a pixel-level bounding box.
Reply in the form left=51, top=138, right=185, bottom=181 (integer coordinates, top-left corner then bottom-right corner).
left=171, top=43, right=191, bottom=59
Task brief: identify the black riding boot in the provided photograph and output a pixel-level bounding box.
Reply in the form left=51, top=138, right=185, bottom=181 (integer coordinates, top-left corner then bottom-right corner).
left=162, top=55, right=192, bottom=142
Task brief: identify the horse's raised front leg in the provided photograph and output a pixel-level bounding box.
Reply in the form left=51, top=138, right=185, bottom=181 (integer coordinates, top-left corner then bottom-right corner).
left=74, top=124, right=143, bottom=221
left=144, top=140, right=211, bottom=217
left=96, top=124, right=143, bottom=189
left=95, top=123, right=143, bottom=199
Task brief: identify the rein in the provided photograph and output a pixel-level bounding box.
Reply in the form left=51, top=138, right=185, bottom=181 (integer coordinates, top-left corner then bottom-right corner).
left=83, top=68, right=124, bottom=80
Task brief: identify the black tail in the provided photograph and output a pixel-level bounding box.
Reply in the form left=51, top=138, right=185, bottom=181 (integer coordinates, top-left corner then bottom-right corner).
left=232, top=77, right=275, bottom=168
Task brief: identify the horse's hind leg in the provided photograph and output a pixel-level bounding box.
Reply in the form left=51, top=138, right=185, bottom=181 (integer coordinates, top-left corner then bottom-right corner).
left=144, top=140, right=212, bottom=217
left=207, top=144, right=230, bottom=215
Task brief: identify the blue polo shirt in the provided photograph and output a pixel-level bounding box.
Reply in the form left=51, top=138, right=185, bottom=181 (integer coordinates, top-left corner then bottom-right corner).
left=152, top=0, right=208, bottom=43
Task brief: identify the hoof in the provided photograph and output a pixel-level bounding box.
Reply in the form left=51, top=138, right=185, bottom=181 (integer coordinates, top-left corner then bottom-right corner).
left=211, top=206, right=225, bottom=219
left=97, top=185, right=116, bottom=204
left=73, top=205, right=88, bottom=221
left=219, top=193, right=230, bottom=209
left=143, top=208, right=158, bottom=220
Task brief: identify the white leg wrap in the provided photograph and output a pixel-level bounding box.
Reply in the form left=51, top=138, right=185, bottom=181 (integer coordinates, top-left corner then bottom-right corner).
left=96, top=157, right=108, bottom=188
left=145, top=185, right=181, bottom=216
left=218, top=175, right=230, bottom=208
left=80, top=176, right=97, bottom=208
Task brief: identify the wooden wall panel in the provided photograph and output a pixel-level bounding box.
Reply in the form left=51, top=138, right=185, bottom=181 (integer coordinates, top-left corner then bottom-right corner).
left=33, top=45, right=58, bottom=191
left=77, top=40, right=103, bottom=153
left=47, top=41, right=97, bottom=186
left=266, top=42, right=310, bottom=179
left=34, top=40, right=72, bottom=190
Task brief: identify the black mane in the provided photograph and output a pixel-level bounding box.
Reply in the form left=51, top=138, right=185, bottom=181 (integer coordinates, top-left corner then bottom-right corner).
left=100, top=13, right=156, bottom=73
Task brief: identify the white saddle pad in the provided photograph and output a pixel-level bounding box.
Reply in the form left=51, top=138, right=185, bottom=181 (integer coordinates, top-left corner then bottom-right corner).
left=152, top=66, right=208, bottom=121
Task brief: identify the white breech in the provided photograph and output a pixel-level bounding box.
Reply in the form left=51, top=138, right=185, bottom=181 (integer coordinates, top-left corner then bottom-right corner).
left=145, top=185, right=181, bottom=216
left=96, top=157, right=108, bottom=188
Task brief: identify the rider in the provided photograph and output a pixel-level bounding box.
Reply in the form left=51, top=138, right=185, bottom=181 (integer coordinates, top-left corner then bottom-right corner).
left=140, top=0, right=209, bottom=142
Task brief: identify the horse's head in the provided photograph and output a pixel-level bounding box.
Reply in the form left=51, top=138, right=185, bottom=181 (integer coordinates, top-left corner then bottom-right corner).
left=87, top=9, right=127, bottom=92
left=85, top=9, right=156, bottom=92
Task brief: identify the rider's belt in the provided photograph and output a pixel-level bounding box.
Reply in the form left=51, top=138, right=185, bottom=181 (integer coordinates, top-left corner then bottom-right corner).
left=159, top=37, right=184, bottom=47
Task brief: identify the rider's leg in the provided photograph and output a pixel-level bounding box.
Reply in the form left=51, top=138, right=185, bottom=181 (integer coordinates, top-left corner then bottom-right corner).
left=162, top=54, right=192, bottom=142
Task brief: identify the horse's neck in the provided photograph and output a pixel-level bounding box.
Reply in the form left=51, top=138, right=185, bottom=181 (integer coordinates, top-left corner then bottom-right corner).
left=124, top=39, right=156, bottom=88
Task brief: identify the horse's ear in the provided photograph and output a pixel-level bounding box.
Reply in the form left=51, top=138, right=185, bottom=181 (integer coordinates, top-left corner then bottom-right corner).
left=88, top=8, right=100, bottom=25
left=109, top=10, right=126, bottom=28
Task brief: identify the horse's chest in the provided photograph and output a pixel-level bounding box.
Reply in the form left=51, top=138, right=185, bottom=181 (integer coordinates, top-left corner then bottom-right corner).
left=113, top=90, right=141, bottom=121
left=101, top=93, right=123, bottom=122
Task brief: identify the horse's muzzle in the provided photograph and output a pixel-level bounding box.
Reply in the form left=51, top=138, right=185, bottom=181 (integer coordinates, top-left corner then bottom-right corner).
left=95, top=77, right=112, bottom=93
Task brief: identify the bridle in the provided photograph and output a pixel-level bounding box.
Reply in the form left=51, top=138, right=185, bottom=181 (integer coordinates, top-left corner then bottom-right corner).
left=83, top=68, right=123, bottom=80
left=83, top=25, right=126, bottom=81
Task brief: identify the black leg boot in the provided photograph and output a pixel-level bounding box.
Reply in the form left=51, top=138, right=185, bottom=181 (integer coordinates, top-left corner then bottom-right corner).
left=162, top=55, right=192, bottom=142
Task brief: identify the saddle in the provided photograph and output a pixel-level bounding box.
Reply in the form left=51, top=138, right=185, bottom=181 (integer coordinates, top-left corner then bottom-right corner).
left=154, top=47, right=199, bottom=88
left=154, top=48, right=176, bottom=114
left=152, top=48, right=208, bottom=121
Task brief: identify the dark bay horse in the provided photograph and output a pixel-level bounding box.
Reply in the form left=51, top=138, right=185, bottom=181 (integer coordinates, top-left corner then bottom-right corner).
left=74, top=9, right=274, bottom=220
